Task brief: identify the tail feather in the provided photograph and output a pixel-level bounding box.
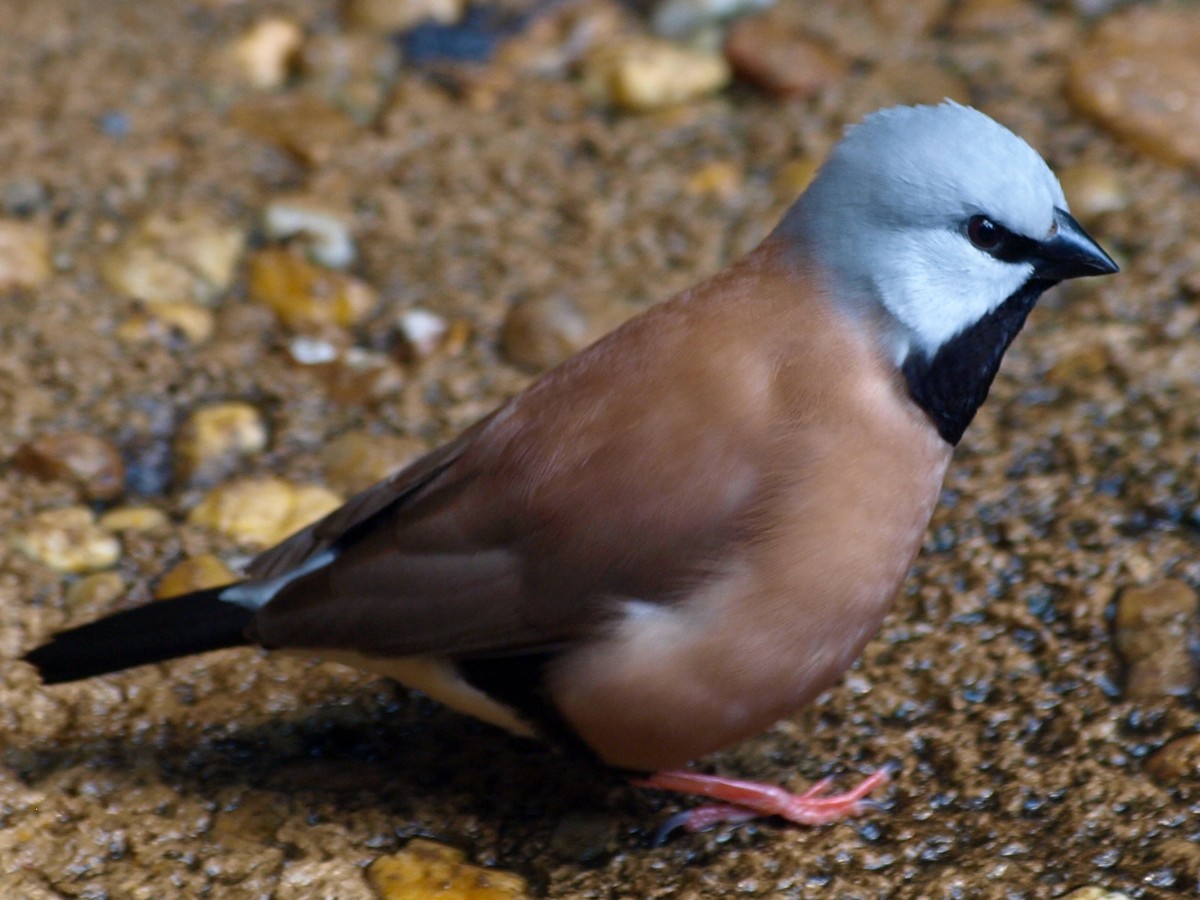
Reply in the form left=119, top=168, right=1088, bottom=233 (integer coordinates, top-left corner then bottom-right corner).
left=23, top=587, right=254, bottom=685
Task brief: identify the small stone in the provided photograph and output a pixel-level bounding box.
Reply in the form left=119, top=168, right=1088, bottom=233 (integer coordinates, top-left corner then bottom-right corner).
left=686, top=161, right=742, bottom=199
left=650, top=0, right=773, bottom=40
left=1069, top=6, right=1200, bottom=169
left=175, top=402, right=269, bottom=484
left=118, top=302, right=216, bottom=346
left=368, top=839, right=530, bottom=900
left=154, top=554, right=239, bottom=599
left=289, top=335, right=341, bottom=365
left=229, top=92, right=361, bottom=167
left=317, top=347, right=407, bottom=405
left=247, top=248, right=378, bottom=331
left=501, top=295, right=590, bottom=372
left=1145, top=733, right=1200, bottom=783
left=1058, top=163, right=1130, bottom=222
left=263, top=197, right=356, bottom=269
left=320, top=430, right=425, bottom=494
left=582, top=39, right=730, bottom=112
left=0, top=220, right=52, bottom=290
left=98, top=506, right=170, bottom=533
left=232, top=18, right=303, bottom=89
left=15, top=432, right=125, bottom=502
left=1060, top=890, right=1132, bottom=900
left=343, top=0, right=465, bottom=32
left=101, top=212, right=245, bottom=306
left=65, top=571, right=126, bottom=614
left=14, top=507, right=122, bottom=574
left=396, top=307, right=448, bottom=361
left=724, top=12, right=847, bottom=100
left=276, top=860, right=374, bottom=900
left=1113, top=580, right=1198, bottom=699
left=189, top=477, right=342, bottom=547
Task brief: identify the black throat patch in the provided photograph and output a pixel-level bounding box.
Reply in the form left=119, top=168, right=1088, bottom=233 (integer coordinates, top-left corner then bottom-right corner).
left=901, top=278, right=1055, bottom=446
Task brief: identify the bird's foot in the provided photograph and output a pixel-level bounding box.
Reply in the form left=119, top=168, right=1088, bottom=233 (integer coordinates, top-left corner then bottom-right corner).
left=634, top=763, right=893, bottom=843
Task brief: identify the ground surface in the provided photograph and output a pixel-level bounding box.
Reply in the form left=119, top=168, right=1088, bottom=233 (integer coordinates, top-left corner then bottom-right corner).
left=1, top=1, right=1199, bottom=898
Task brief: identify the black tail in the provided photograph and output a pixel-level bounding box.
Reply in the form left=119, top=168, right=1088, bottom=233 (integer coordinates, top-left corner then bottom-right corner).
left=23, top=587, right=254, bottom=685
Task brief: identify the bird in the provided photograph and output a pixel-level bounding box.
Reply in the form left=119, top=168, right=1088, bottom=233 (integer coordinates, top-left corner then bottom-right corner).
left=23, top=102, right=1118, bottom=836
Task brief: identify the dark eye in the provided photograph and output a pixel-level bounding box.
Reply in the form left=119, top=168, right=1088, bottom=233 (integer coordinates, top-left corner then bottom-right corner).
left=966, top=215, right=1003, bottom=251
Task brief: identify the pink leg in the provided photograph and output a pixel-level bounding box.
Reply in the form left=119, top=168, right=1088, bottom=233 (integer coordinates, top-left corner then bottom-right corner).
left=632, top=764, right=893, bottom=841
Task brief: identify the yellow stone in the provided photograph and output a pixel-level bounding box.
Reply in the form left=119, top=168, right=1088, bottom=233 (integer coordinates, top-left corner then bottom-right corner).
left=14, top=507, right=121, bottom=574
left=686, top=161, right=741, bottom=199
left=155, top=554, right=239, bottom=599
left=368, top=840, right=529, bottom=900
left=101, top=213, right=245, bottom=305
left=175, top=402, right=269, bottom=482
left=583, top=40, right=729, bottom=112
left=775, top=158, right=820, bottom=196
left=189, top=477, right=342, bottom=547
left=0, top=220, right=52, bottom=290
left=247, top=248, right=378, bottom=331
left=65, top=571, right=126, bottom=612
left=320, top=430, right=425, bottom=495
left=98, top=506, right=170, bottom=532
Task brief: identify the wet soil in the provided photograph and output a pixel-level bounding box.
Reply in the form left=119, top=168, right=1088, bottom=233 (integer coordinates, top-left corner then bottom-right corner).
left=1, top=1, right=1199, bottom=897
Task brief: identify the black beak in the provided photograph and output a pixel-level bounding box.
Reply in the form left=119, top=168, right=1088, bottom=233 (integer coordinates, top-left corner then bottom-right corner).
left=1034, top=208, right=1119, bottom=281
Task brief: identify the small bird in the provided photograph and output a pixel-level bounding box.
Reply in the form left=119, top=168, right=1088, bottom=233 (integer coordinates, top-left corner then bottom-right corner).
left=24, top=102, right=1117, bottom=835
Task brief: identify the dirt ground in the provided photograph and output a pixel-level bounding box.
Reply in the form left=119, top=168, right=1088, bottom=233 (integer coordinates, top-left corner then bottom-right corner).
left=1, top=1, right=1199, bottom=897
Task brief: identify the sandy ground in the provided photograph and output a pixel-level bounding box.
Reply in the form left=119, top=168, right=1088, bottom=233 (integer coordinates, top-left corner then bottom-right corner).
left=1, top=1, right=1198, bottom=897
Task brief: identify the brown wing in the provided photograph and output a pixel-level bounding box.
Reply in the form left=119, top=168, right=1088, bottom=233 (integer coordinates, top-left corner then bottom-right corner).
left=249, top=253, right=785, bottom=660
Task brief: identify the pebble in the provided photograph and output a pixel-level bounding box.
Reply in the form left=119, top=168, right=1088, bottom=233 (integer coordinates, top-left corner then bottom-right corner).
left=0, top=220, right=52, bottom=290
left=153, top=554, right=238, bottom=599
left=1058, top=162, right=1130, bottom=222
left=582, top=39, right=730, bottom=112
left=64, top=571, right=126, bottom=614
left=247, top=249, right=378, bottom=331
left=121, top=301, right=217, bottom=346
left=396, top=307, right=449, bottom=360
left=174, top=402, right=269, bottom=485
left=15, top=432, right=126, bottom=502
left=232, top=18, right=303, bottom=89
left=686, top=160, right=742, bottom=199
left=228, top=93, right=360, bottom=167
left=316, top=347, right=407, bottom=405
left=724, top=11, right=847, bottom=100
left=14, top=507, right=122, bottom=574
left=343, top=0, right=464, bottom=32
left=650, top=0, right=774, bottom=40
left=1045, top=344, right=1111, bottom=387
left=101, top=212, right=245, bottom=306
left=188, top=477, right=342, bottom=547
left=1068, top=5, right=1200, bottom=169
left=276, top=860, right=374, bottom=900
left=1113, top=580, right=1198, bottom=699
left=288, top=335, right=340, bottom=366
left=367, top=840, right=529, bottom=900
left=98, top=506, right=170, bottom=533
left=1145, top=732, right=1200, bottom=783
left=1060, top=889, right=1132, bottom=900
left=501, top=294, right=590, bottom=371
left=262, top=197, right=356, bottom=269
left=320, top=430, right=425, bottom=494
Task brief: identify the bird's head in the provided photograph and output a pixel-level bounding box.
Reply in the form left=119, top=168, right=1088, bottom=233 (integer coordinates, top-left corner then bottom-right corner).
left=778, top=101, right=1118, bottom=366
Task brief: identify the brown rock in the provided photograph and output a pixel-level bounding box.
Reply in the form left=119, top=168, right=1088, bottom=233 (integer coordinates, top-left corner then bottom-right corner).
left=316, top=347, right=407, bottom=405
left=98, top=506, right=170, bottom=533
left=1114, top=579, right=1198, bottom=699
left=247, top=248, right=377, bottom=331
left=228, top=93, right=361, bottom=167
left=15, top=432, right=125, bottom=501
left=686, top=161, right=742, bottom=199
left=1145, top=732, right=1200, bottom=783
left=154, top=554, right=239, bottom=599
left=1069, top=6, right=1200, bottom=170
left=320, top=430, right=425, bottom=494
left=368, top=840, right=529, bottom=900
left=725, top=12, right=847, bottom=100
left=0, top=220, right=52, bottom=290
left=342, top=0, right=464, bottom=32
left=501, top=295, right=590, bottom=372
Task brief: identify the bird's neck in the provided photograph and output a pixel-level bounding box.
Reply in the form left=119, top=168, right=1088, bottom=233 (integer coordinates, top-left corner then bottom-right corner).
left=900, top=279, right=1052, bottom=445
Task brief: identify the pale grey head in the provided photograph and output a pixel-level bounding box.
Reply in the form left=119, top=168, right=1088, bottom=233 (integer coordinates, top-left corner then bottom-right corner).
left=777, top=101, right=1117, bottom=363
